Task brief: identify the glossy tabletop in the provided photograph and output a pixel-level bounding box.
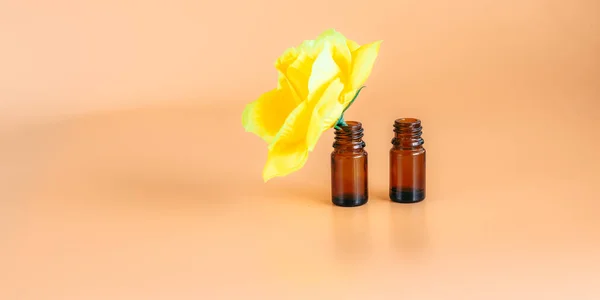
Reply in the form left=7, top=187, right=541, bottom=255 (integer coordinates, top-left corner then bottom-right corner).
left=2, top=101, right=599, bottom=300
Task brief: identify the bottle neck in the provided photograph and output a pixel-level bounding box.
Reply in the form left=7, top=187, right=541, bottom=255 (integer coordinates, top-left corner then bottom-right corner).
left=333, top=121, right=365, bottom=152
left=392, top=118, right=424, bottom=149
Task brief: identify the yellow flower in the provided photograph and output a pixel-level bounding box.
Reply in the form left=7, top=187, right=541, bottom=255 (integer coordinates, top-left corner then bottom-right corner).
left=242, top=29, right=382, bottom=182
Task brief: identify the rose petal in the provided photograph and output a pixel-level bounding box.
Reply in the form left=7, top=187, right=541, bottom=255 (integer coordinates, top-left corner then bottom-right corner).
left=349, top=40, right=382, bottom=91
left=308, top=41, right=341, bottom=97
left=242, top=86, right=298, bottom=144
left=306, top=78, right=345, bottom=151
left=262, top=102, right=311, bottom=182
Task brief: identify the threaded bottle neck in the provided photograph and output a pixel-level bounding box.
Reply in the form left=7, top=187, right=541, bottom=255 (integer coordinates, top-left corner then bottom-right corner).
left=333, top=121, right=365, bottom=151
left=392, top=118, right=424, bottom=148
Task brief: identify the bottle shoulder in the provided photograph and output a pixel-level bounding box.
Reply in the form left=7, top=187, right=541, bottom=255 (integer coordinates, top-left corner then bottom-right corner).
left=332, top=149, right=368, bottom=158
left=390, top=147, right=425, bottom=154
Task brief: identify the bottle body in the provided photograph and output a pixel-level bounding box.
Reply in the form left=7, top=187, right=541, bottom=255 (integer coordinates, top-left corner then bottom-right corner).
left=331, top=121, right=368, bottom=207
left=389, top=118, right=426, bottom=203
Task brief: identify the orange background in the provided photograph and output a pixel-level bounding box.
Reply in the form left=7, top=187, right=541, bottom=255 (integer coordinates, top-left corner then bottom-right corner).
left=2, top=0, right=600, bottom=299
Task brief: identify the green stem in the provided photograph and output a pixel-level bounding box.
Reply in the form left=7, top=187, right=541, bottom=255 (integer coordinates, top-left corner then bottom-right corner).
left=334, top=86, right=366, bottom=130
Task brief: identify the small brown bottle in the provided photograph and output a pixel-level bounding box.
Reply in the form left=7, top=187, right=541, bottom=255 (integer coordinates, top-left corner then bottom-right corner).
left=331, top=121, right=368, bottom=207
left=389, top=118, right=426, bottom=203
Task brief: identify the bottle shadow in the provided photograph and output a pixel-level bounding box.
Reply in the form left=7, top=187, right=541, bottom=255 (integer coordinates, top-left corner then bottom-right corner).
left=254, top=178, right=331, bottom=206
left=12, top=101, right=262, bottom=210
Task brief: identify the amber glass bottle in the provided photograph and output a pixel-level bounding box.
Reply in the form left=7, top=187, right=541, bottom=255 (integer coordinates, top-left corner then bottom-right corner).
left=389, top=118, right=426, bottom=203
left=331, top=121, right=368, bottom=207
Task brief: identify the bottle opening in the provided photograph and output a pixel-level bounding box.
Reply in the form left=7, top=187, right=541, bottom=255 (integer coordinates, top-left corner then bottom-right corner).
left=337, top=121, right=363, bottom=131
left=394, top=118, right=420, bottom=126
left=393, top=118, right=422, bottom=134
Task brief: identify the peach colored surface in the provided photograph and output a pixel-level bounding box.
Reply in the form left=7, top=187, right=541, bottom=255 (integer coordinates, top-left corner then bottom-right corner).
left=2, top=0, right=600, bottom=299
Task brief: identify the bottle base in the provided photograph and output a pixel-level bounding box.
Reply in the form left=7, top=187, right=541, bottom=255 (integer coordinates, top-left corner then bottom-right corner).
left=390, top=188, right=425, bottom=203
left=332, top=195, right=368, bottom=207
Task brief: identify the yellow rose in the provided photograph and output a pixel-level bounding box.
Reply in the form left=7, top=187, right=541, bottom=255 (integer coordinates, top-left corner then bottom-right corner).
left=242, top=29, right=382, bottom=182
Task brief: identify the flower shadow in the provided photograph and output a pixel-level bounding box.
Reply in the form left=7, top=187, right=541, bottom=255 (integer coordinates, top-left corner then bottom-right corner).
left=259, top=182, right=332, bottom=207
